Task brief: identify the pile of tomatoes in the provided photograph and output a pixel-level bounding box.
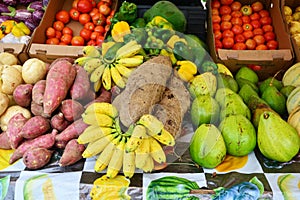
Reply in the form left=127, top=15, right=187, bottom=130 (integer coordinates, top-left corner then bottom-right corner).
left=211, top=0, right=279, bottom=50
left=45, top=0, right=114, bottom=46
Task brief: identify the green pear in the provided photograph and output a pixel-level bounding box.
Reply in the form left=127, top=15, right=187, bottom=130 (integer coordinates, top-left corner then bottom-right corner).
left=280, top=85, right=296, bottom=98
left=216, top=73, right=239, bottom=93
left=215, top=87, right=238, bottom=106
left=261, top=86, right=287, bottom=116
left=219, top=97, right=252, bottom=121
left=238, top=84, right=259, bottom=105
left=235, top=66, right=259, bottom=85
left=257, top=111, right=300, bottom=162
left=259, top=77, right=283, bottom=95
left=236, top=77, right=259, bottom=93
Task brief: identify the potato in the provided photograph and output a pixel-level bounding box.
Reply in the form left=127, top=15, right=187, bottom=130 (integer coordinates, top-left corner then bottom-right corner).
left=22, top=58, right=47, bottom=84
left=0, top=105, right=31, bottom=131
left=23, top=147, right=53, bottom=169
left=0, top=52, right=18, bottom=65
left=0, top=65, right=23, bottom=95
left=13, top=83, right=33, bottom=107
left=0, top=92, right=9, bottom=116
left=0, top=131, right=11, bottom=149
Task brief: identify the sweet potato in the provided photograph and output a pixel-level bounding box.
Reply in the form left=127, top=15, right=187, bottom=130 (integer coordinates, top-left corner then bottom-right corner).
left=13, top=84, right=33, bottom=107
left=32, top=80, right=46, bottom=105
left=0, top=131, right=11, bottom=149
left=59, top=139, right=85, bottom=167
left=23, top=147, right=53, bottom=169
left=70, top=65, right=90, bottom=100
left=47, top=57, right=75, bottom=71
left=9, top=129, right=57, bottom=164
left=77, top=88, right=96, bottom=106
left=20, top=116, right=51, bottom=139
left=30, top=101, right=48, bottom=117
left=60, top=99, right=84, bottom=122
left=0, top=105, right=31, bottom=131
left=84, top=87, right=111, bottom=108
left=43, top=59, right=77, bottom=117
left=50, top=112, right=71, bottom=131
left=6, top=113, right=28, bottom=149
left=55, top=118, right=88, bottom=148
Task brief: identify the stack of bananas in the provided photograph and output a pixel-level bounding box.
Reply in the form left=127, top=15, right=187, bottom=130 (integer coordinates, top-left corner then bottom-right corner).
left=75, top=40, right=145, bottom=91
left=79, top=102, right=175, bottom=179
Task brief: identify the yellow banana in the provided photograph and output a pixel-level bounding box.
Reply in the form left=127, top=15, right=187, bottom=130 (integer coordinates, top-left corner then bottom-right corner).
left=149, top=137, right=166, bottom=164
left=106, top=137, right=126, bottom=178
left=115, top=40, right=138, bottom=57
left=102, top=41, right=116, bottom=56
left=83, top=57, right=102, bottom=74
left=122, top=149, right=135, bottom=178
left=152, top=128, right=175, bottom=146
left=135, top=137, right=150, bottom=169
left=74, top=56, right=93, bottom=66
left=82, top=132, right=118, bottom=158
left=138, top=114, right=164, bottom=136
left=94, top=142, right=116, bottom=172
left=125, top=124, right=148, bottom=153
left=81, top=112, right=114, bottom=127
left=141, top=155, right=154, bottom=173
left=115, top=63, right=133, bottom=78
left=93, top=79, right=102, bottom=92
left=83, top=45, right=101, bottom=57
left=116, top=44, right=142, bottom=60
left=85, top=102, right=118, bottom=119
left=110, top=65, right=126, bottom=88
left=77, top=125, right=115, bottom=144
left=102, top=66, right=112, bottom=90
left=116, top=57, right=143, bottom=67
left=90, top=64, right=106, bottom=83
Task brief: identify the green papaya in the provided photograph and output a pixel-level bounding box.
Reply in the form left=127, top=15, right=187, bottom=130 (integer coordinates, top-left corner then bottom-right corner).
left=278, top=174, right=300, bottom=200
left=215, top=87, right=237, bottom=106
left=236, top=78, right=259, bottom=93
left=235, top=66, right=259, bottom=85
left=261, top=86, right=287, bottom=116
left=259, top=77, right=283, bottom=95
left=217, top=73, right=239, bottom=93
left=238, top=83, right=259, bottom=105
left=257, top=111, right=300, bottom=162
left=189, top=124, right=227, bottom=169
left=219, top=115, right=257, bottom=156
left=188, top=72, right=217, bottom=98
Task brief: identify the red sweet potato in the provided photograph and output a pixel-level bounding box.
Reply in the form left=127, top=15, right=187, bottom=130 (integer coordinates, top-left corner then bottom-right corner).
left=20, top=116, right=51, bottom=139
left=77, top=89, right=96, bottom=106
left=23, top=147, right=53, bottom=169
left=84, top=87, right=112, bottom=108
left=32, top=80, right=46, bottom=105
left=43, top=59, right=77, bottom=117
left=30, top=101, right=48, bottom=117
left=13, top=84, right=33, bottom=107
left=0, top=131, right=11, bottom=149
left=60, top=99, right=84, bottom=122
left=50, top=112, right=71, bottom=131
left=9, top=129, right=57, bottom=164
left=6, top=113, right=28, bottom=149
left=70, top=65, right=90, bottom=100
left=55, top=118, right=88, bottom=148
left=59, top=139, right=85, bottom=167
left=47, top=57, right=75, bottom=71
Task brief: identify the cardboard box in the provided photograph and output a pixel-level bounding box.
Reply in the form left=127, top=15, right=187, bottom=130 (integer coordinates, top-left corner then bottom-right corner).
left=207, top=0, right=294, bottom=80
left=281, top=0, right=300, bottom=63
left=27, top=0, right=118, bottom=63
left=0, top=43, right=29, bottom=64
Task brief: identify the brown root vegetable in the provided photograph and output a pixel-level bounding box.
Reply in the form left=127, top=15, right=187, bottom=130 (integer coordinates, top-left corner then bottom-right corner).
left=60, top=99, right=84, bottom=122
left=32, top=80, right=46, bottom=105
left=43, top=59, right=77, bottom=117
left=0, top=131, right=11, bottom=149
left=6, top=113, right=28, bottom=149
left=50, top=112, right=71, bottom=131
left=13, top=84, right=33, bottom=107
left=55, top=118, right=88, bottom=148
left=59, top=139, right=85, bottom=167
left=23, top=147, right=53, bottom=169
left=70, top=65, right=90, bottom=100
left=20, top=116, right=51, bottom=139
left=9, top=129, right=57, bottom=164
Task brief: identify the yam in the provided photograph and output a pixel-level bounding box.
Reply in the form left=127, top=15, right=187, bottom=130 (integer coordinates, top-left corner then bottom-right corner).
left=70, top=64, right=90, bottom=100
left=13, top=83, right=33, bottom=107
left=59, top=139, right=85, bottom=167
left=50, top=112, right=71, bottom=131
left=60, top=99, right=84, bottom=122
left=32, top=80, right=46, bottom=105
left=6, top=113, right=28, bottom=149
left=0, top=131, right=11, bottom=149
left=43, top=59, right=76, bottom=117
left=23, top=147, right=53, bottom=169
left=20, top=116, right=51, bottom=139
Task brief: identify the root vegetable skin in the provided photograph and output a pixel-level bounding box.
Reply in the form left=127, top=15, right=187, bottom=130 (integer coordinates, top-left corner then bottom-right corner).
left=70, top=65, right=90, bottom=100
left=0, top=131, right=12, bottom=149
left=30, top=101, right=48, bottom=117
left=23, top=147, right=53, bottom=169
left=60, top=99, right=84, bottom=122
left=50, top=112, right=71, bottom=131
left=59, top=139, right=85, bottom=167
left=43, top=59, right=76, bottom=117
left=6, top=113, right=28, bottom=149
left=13, top=84, right=33, bottom=107
left=32, top=80, right=46, bottom=105
left=20, top=116, right=51, bottom=139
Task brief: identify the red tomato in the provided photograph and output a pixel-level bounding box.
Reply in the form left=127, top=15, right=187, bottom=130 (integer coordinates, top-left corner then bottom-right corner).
left=99, top=4, right=111, bottom=16
left=256, top=44, right=268, bottom=50
left=214, top=30, right=223, bottom=40
left=231, top=10, right=243, bottom=18
left=220, top=0, right=233, bottom=5
left=243, top=30, right=254, bottom=39
left=84, top=22, right=95, bottom=31
left=242, top=23, right=253, bottom=31
left=98, top=0, right=112, bottom=7
left=72, top=0, right=79, bottom=9
left=262, top=24, right=273, bottom=32
left=61, top=34, right=72, bottom=44
left=222, top=29, right=234, bottom=38
left=253, top=35, right=265, bottom=45
left=222, top=37, right=234, bottom=49
left=245, top=38, right=257, bottom=50
left=251, top=1, right=264, bottom=12
left=77, top=0, right=93, bottom=13
left=259, top=10, right=270, bottom=18
left=221, top=21, right=232, bottom=31
left=96, top=35, right=104, bottom=46
left=253, top=28, right=264, bottom=36
left=90, top=31, right=100, bottom=40
left=248, top=64, right=262, bottom=71
left=231, top=1, right=242, bottom=11
left=250, top=20, right=261, bottom=29
left=250, top=13, right=260, bottom=21
left=264, top=31, right=275, bottom=41
left=56, top=10, right=70, bottom=24
left=80, top=28, right=92, bottom=41
left=69, top=8, right=80, bottom=21
left=104, top=24, right=110, bottom=32
left=46, top=38, right=60, bottom=45
left=212, top=15, right=222, bottom=23
left=89, top=0, right=97, bottom=7
left=260, top=16, right=272, bottom=25
left=211, top=0, right=221, bottom=8
left=46, top=27, right=56, bottom=38
left=89, top=8, right=99, bottom=18
left=215, top=39, right=223, bottom=50
left=59, top=42, right=67, bottom=45
left=266, top=40, right=278, bottom=50
left=79, top=13, right=91, bottom=25
left=55, top=30, right=62, bottom=39
left=87, top=39, right=97, bottom=46
left=231, top=17, right=243, bottom=26
left=94, top=25, right=105, bottom=34
left=106, top=15, right=112, bottom=25
left=62, top=27, right=73, bottom=35
left=53, top=21, right=65, bottom=31
left=234, top=34, right=246, bottom=43
left=240, top=5, right=252, bottom=16
left=233, top=42, right=247, bottom=50
left=219, top=5, right=232, bottom=15
left=213, top=23, right=221, bottom=31
left=232, top=24, right=243, bottom=35
left=222, top=14, right=232, bottom=22
left=241, top=15, right=251, bottom=24
left=212, top=8, right=219, bottom=15
left=92, top=13, right=106, bottom=26
left=71, top=36, right=85, bottom=46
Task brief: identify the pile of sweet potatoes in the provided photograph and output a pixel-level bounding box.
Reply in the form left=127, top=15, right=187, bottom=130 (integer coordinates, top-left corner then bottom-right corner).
left=0, top=57, right=112, bottom=170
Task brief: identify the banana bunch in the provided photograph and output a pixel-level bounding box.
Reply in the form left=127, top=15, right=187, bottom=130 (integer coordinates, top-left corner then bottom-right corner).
left=75, top=40, right=144, bottom=92
left=79, top=102, right=175, bottom=179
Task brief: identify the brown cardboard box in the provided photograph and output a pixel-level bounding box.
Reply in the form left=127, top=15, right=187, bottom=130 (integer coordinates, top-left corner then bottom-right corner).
left=27, top=0, right=118, bottom=63
left=0, top=43, right=29, bottom=64
left=281, top=0, right=300, bottom=62
left=207, top=0, right=294, bottom=80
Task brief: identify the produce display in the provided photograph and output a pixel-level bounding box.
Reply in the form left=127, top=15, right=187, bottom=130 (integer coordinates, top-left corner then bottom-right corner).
left=0, top=0, right=300, bottom=199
